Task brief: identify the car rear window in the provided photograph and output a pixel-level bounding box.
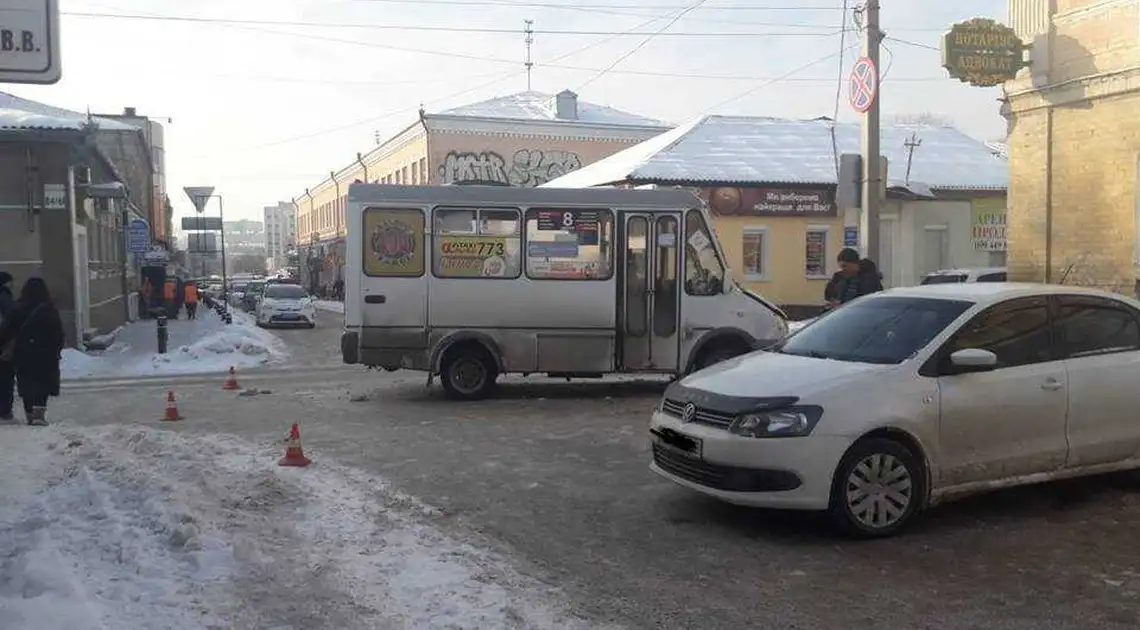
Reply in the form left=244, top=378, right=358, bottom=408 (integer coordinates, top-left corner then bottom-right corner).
left=265, top=284, right=308, bottom=299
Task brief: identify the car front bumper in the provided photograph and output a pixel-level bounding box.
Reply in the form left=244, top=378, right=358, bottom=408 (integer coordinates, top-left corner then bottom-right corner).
left=648, top=410, right=852, bottom=511
left=260, top=310, right=315, bottom=325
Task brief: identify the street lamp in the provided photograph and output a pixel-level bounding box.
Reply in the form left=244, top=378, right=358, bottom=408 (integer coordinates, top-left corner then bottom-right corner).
left=183, top=186, right=229, bottom=316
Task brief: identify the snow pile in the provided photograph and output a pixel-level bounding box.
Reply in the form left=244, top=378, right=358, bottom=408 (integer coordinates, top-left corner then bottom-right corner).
left=313, top=300, right=345, bottom=314
left=0, top=424, right=604, bottom=630
left=62, top=312, right=287, bottom=380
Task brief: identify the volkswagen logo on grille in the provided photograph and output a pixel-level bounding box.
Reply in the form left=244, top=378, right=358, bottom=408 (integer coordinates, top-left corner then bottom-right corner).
left=681, top=403, right=697, bottom=423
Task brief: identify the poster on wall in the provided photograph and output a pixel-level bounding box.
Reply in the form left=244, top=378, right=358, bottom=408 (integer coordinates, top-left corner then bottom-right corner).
left=805, top=231, right=827, bottom=276
left=971, top=198, right=1007, bottom=252
left=363, top=209, right=424, bottom=276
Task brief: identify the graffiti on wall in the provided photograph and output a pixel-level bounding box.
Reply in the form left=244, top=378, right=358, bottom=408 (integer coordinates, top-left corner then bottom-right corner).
left=438, top=149, right=583, bottom=187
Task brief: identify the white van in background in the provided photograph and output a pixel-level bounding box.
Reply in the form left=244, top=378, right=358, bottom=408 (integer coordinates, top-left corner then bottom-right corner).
left=341, top=184, right=788, bottom=399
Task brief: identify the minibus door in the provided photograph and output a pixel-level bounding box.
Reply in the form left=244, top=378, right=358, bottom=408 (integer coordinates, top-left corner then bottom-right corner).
left=619, top=213, right=681, bottom=372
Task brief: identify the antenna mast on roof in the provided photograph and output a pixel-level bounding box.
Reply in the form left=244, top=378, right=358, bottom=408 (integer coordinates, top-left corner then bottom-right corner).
left=903, top=132, right=922, bottom=185
left=524, top=19, right=535, bottom=91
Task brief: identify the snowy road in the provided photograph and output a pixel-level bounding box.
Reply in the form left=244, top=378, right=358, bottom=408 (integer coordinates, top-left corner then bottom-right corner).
left=18, top=359, right=1140, bottom=629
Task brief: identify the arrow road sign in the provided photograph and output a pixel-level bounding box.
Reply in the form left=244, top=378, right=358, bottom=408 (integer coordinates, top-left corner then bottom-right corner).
left=849, top=56, right=878, bottom=114
left=183, top=186, right=215, bottom=214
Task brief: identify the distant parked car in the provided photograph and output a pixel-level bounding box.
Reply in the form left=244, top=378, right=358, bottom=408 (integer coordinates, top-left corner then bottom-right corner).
left=920, top=267, right=1007, bottom=285
left=256, top=283, right=316, bottom=328
left=241, top=280, right=267, bottom=312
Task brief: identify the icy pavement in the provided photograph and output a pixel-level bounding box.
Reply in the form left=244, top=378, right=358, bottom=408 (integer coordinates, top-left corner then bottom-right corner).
left=61, top=311, right=288, bottom=380
left=0, top=423, right=605, bottom=630
left=313, top=300, right=345, bottom=314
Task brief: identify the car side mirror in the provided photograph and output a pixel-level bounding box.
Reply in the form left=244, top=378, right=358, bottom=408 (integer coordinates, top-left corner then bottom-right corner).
left=948, top=348, right=998, bottom=373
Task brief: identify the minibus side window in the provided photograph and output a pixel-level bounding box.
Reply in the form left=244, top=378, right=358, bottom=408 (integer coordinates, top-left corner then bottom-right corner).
left=362, top=208, right=425, bottom=278
left=684, top=210, right=724, bottom=296
left=524, top=209, right=615, bottom=281
left=433, top=207, right=521, bottom=279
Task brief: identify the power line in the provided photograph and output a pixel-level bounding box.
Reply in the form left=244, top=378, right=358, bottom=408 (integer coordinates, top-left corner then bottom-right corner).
left=190, top=9, right=676, bottom=157
left=199, top=71, right=949, bottom=86
left=704, top=43, right=861, bottom=112
left=829, top=1, right=849, bottom=178
left=884, top=36, right=939, bottom=51
left=345, top=0, right=844, bottom=10
left=62, top=11, right=841, bottom=37
left=576, top=1, right=707, bottom=91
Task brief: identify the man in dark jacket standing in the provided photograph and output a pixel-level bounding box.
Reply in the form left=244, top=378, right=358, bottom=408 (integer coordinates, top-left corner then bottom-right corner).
left=824, top=248, right=884, bottom=310
left=0, top=271, right=15, bottom=421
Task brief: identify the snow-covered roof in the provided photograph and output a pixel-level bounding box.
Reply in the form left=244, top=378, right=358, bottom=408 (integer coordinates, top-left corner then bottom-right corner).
left=0, top=92, right=139, bottom=132
left=985, top=141, right=1008, bottom=159
left=437, top=90, right=671, bottom=128
left=543, top=115, right=1008, bottom=191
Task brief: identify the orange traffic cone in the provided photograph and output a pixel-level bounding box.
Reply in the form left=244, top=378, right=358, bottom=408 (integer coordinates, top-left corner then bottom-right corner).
left=278, top=423, right=311, bottom=467
left=222, top=366, right=240, bottom=390
left=161, top=391, right=183, bottom=421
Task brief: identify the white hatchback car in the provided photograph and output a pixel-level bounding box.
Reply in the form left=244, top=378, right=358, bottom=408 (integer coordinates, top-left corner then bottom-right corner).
left=650, top=283, right=1140, bottom=537
left=256, top=283, right=317, bottom=328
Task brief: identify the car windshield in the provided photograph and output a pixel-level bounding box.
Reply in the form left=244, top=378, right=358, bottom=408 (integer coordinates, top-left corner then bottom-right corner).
left=772, top=296, right=973, bottom=364
left=920, top=274, right=967, bottom=285
left=264, top=285, right=308, bottom=300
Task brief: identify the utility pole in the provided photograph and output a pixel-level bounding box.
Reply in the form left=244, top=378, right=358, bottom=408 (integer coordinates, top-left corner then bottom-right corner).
left=860, top=0, right=883, bottom=263
left=524, top=20, right=535, bottom=91
left=903, top=132, right=922, bottom=185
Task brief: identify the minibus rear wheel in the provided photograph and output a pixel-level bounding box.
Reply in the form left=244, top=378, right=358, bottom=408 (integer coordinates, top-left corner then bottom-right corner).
left=440, top=343, right=499, bottom=400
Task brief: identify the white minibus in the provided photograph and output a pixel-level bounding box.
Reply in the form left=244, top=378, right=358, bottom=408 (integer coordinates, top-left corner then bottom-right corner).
left=341, top=184, right=788, bottom=399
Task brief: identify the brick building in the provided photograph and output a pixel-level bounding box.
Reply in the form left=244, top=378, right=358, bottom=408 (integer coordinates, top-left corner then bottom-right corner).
left=1005, top=0, right=1140, bottom=293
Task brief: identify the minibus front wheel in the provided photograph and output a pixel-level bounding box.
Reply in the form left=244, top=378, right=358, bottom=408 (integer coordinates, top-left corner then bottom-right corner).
left=440, top=342, right=499, bottom=400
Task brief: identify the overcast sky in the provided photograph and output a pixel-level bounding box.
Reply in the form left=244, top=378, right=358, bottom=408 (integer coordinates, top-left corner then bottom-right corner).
left=9, top=0, right=1007, bottom=223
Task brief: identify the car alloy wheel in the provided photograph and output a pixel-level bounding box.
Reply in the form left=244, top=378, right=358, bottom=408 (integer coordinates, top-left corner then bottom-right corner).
left=829, top=438, right=923, bottom=538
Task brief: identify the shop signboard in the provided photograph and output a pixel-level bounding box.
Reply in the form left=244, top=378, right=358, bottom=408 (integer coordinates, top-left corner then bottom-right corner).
left=941, top=17, right=1027, bottom=87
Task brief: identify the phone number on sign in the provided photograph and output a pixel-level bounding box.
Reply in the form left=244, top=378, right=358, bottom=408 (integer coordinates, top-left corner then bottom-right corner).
left=440, top=238, right=505, bottom=258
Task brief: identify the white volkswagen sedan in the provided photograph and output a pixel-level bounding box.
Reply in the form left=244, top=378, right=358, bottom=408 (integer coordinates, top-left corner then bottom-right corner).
left=256, top=283, right=317, bottom=328
left=650, top=283, right=1140, bottom=538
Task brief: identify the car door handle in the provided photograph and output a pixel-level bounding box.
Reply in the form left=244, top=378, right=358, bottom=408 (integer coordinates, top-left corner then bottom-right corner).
left=364, top=294, right=386, bottom=304
left=1041, top=380, right=1064, bottom=391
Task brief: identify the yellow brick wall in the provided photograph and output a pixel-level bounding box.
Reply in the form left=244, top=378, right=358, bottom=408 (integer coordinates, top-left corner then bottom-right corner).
left=1007, top=93, right=1139, bottom=292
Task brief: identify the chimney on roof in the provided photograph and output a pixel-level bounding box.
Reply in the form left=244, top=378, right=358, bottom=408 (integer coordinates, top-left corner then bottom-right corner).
left=555, top=89, right=578, bottom=120
left=123, top=107, right=136, bottom=117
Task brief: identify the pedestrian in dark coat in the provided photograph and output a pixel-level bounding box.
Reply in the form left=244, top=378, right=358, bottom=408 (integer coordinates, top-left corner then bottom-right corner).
left=0, top=278, right=65, bottom=426
left=0, top=271, right=15, bottom=421
left=823, top=247, right=884, bottom=311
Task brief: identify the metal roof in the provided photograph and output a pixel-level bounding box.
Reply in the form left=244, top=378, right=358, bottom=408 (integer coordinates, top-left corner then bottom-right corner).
left=437, top=90, right=672, bottom=128
left=543, top=115, right=1008, bottom=191
left=0, top=92, right=139, bottom=132
left=347, top=182, right=701, bottom=208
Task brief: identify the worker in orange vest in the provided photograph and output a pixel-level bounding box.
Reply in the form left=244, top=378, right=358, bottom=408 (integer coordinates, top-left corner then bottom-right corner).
left=163, top=279, right=176, bottom=318
left=184, top=282, right=199, bottom=320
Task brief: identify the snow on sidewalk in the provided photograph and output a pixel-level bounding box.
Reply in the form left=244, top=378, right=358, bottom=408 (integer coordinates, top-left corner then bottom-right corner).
left=313, top=300, right=344, bottom=314
left=0, top=424, right=606, bottom=630
left=61, top=310, right=288, bottom=380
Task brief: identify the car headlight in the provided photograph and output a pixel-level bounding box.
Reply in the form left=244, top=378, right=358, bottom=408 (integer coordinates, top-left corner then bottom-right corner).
left=729, top=406, right=823, bottom=438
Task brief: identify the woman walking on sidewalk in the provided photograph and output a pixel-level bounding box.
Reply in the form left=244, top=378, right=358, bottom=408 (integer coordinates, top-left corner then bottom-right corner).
left=0, top=278, right=64, bottom=426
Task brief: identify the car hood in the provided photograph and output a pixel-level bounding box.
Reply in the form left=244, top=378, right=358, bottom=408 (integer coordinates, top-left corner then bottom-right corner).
left=672, top=350, right=891, bottom=400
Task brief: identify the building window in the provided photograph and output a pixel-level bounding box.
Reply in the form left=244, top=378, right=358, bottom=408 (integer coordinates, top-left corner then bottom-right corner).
left=684, top=210, right=725, bottom=296
left=432, top=207, right=521, bottom=278
left=411, top=161, right=420, bottom=184
left=402, top=166, right=409, bottom=184
left=524, top=208, right=615, bottom=280
left=741, top=227, right=769, bottom=281
left=419, top=158, right=429, bottom=185
left=805, top=226, right=829, bottom=278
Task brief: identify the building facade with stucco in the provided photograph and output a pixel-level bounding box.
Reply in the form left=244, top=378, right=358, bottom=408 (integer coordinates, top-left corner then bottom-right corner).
left=291, top=89, right=672, bottom=292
